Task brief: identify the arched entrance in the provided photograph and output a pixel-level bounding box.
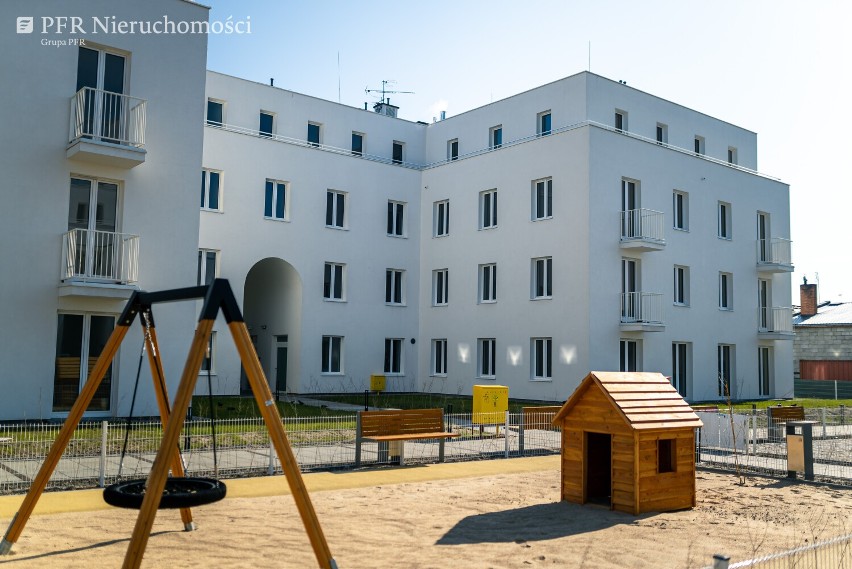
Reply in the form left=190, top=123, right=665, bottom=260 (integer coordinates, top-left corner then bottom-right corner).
left=243, top=258, right=302, bottom=396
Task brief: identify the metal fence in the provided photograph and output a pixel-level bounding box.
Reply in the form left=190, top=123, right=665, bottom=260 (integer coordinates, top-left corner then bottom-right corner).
left=696, top=407, right=852, bottom=485
left=0, top=411, right=560, bottom=495
left=708, top=532, right=852, bottom=568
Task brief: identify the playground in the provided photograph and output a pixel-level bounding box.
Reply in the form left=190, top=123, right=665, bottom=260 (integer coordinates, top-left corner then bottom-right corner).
left=1, top=456, right=850, bottom=568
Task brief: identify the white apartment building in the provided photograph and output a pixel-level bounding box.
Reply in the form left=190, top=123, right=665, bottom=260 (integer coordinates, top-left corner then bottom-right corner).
left=0, top=0, right=793, bottom=421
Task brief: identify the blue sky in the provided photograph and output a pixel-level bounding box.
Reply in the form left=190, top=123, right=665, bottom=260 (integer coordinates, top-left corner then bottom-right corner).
left=206, top=0, right=852, bottom=302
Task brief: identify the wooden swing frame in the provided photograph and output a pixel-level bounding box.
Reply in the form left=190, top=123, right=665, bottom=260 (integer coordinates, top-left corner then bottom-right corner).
left=0, top=279, right=337, bottom=569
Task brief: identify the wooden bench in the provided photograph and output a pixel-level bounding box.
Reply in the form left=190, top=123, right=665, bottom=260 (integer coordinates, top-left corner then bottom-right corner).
left=354, top=409, right=459, bottom=467
left=768, top=405, right=805, bottom=440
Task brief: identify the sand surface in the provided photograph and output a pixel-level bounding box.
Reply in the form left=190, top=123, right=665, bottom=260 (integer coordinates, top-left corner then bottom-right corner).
left=2, top=469, right=851, bottom=568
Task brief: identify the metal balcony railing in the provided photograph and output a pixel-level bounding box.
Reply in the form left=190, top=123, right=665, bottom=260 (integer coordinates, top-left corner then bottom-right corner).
left=757, top=237, right=792, bottom=266
left=758, top=306, right=793, bottom=333
left=620, top=208, right=665, bottom=242
left=61, top=228, right=139, bottom=284
left=621, top=292, right=663, bottom=324
left=69, top=87, right=147, bottom=148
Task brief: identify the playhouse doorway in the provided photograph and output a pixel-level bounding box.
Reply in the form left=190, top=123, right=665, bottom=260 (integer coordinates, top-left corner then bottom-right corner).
left=585, top=432, right=612, bottom=506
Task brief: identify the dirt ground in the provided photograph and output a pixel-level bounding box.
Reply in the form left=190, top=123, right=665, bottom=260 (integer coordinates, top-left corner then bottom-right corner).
left=2, top=469, right=851, bottom=568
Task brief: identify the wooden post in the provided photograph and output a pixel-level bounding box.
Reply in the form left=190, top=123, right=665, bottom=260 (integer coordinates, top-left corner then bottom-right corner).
left=143, top=319, right=196, bottom=531
left=1, top=323, right=130, bottom=554
left=122, top=319, right=213, bottom=569
left=230, top=321, right=337, bottom=569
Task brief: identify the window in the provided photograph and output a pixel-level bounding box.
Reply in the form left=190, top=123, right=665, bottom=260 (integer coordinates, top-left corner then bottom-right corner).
left=432, top=269, right=448, bottom=306
left=76, top=46, right=126, bottom=143
left=448, top=139, right=459, bottom=161
left=620, top=339, right=640, bottom=372
left=537, top=111, right=552, bottom=136
left=671, top=342, right=689, bottom=397
left=478, top=338, right=496, bottom=378
left=321, top=336, right=343, bottom=374
left=392, top=141, right=404, bottom=164
left=387, top=201, right=405, bottom=237
left=323, top=262, right=345, bottom=301
left=351, top=132, right=364, bottom=156
left=673, top=190, right=688, bottom=230
left=264, top=180, right=288, bottom=220
left=719, top=272, right=733, bottom=310
left=326, top=190, right=346, bottom=229
left=206, top=99, right=223, bottom=126
left=532, top=178, right=553, bottom=220
left=197, top=249, right=218, bottom=286
left=201, top=330, right=216, bottom=373
left=259, top=112, right=274, bottom=137
left=532, top=338, right=552, bottom=380
left=718, top=201, right=732, bottom=239
left=656, top=123, right=668, bottom=145
left=434, top=200, right=449, bottom=237
left=615, top=110, right=627, bottom=132
left=53, top=313, right=115, bottom=412
left=490, top=125, right=502, bottom=149
left=384, top=338, right=403, bottom=375
left=480, top=190, right=497, bottom=229
left=658, top=439, right=676, bottom=473
left=673, top=265, right=689, bottom=306
left=758, top=346, right=771, bottom=396
left=307, top=122, right=321, bottom=146
left=201, top=169, right=222, bottom=211
left=728, top=147, right=738, bottom=165
left=717, top=344, right=734, bottom=397
left=531, top=257, right=553, bottom=299
left=432, top=339, right=448, bottom=376
left=694, top=136, right=705, bottom=155
left=67, top=177, right=118, bottom=279
left=385, top=269, right=405, bottom=305
left=479, top=264, right=497, bottom=303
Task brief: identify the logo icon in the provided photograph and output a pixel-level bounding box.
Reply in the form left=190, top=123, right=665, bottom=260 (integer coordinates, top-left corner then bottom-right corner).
left=17, top=17, right=34, bottom=33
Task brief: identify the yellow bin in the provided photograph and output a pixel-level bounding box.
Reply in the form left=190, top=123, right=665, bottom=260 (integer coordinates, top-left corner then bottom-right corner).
left=370, top=374, right=386, bottom=392
left=473, top=385, right=508, bottom=424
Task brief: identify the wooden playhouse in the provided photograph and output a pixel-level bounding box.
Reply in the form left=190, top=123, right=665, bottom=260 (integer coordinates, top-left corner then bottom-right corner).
left=551, top=371, right=703, bottom=515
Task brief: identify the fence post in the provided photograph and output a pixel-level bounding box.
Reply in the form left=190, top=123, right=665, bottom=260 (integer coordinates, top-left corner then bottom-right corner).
left=821, top=408, right=827, bottom=438
left=712, top=553, right=730, bottom=569
left=504, top=411, right=510, bottom=459
left=268, top=435, right=275, bottom=475
left=835, top=380, right=839, bottom=401
left=519, top=411, right=525, bottom=456
left=841, top=404, right=846, bottom=426
left=99, top=420, right=108, bottom=488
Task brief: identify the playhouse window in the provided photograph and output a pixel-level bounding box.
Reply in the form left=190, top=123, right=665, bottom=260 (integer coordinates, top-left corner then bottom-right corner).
left=658, top=439, right=676, bottom=473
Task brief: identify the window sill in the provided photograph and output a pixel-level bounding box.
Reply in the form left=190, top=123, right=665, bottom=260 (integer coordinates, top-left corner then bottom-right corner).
left=433, top=303, right=448, bottom=308
left=264, top=216, right=290, bottom=223
left=673, top=227, right=689, bottom=233
left=386, top=234, right=407, bottom=239
left=433, top=234, right=449, bottom=239
left=718, top=236, right=732, bottom=241
left=430, top=373, right=448, bottom=378
left=321, top=372, right=344, bottom=377
left=201, top=208, right=223, bottom=214
left=530, top=378, right=553, bottom=383
left=673, top=302, right=690, bottom=308
left=719, top=307, right=734, bottom=312
left=384, top=373, right=404, bottom=377
left=531, top=296, right=553, bottom=301
left=478, top=376, right=496, bottom=381
left=479, top=225, right=498, bottom=231
left=323, top=298, right=346, bottom=303
left=532, top=216, right=553, bottom=222
left=478, top=299, right=497, bottom=305
left=385, top=303, right=407, bottom=307
left=325, top=225, right=349, bottom=231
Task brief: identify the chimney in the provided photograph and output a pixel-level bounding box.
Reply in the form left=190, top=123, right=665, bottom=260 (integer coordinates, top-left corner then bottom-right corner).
left=800, top=281, right=817, bottom=316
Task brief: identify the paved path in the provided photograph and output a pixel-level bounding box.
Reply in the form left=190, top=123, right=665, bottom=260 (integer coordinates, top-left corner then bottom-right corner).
left=0, top=454, right=560, bottom=517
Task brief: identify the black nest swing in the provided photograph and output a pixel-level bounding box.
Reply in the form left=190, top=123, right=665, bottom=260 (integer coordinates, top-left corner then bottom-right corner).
left=104, top=316, right=226, bottom=510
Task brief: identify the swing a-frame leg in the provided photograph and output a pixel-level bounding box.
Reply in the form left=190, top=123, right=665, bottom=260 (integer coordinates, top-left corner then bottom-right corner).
left=1, top=280, right=337, bottom=569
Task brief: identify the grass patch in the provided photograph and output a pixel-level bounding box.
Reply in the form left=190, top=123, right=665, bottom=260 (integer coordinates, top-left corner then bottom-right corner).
left=190, top=396, right=355, bottom=420
left=693, top=398, right=852, bottom=411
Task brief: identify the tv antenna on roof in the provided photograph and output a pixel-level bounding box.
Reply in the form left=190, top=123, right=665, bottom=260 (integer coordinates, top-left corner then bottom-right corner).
left=365, top=80, right=414, bottom=105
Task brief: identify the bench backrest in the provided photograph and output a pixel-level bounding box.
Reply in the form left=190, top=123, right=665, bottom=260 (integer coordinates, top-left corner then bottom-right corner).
left=768, top=406, right=805, bottom=421
left=359, top=409, right=445, bottom=437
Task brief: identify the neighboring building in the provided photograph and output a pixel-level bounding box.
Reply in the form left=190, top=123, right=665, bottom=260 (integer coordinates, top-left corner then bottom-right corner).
left=793, top=282, right=852, bottom=385
left=0, top=0, right=209, bottom=420
left=0, top=0, right=795, bottom=421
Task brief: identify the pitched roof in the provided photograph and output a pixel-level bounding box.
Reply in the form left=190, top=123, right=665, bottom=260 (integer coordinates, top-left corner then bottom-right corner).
left=793, top=302, right=852, bottom=326
left=553, top=371, right=704, bottom=430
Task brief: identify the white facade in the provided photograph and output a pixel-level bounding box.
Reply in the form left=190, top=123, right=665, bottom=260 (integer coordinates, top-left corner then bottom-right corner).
left=0, top=0, right=793, bottom=421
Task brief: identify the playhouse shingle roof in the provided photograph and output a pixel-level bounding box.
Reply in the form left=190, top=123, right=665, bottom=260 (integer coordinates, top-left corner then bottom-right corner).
left=553, top=371, right=704, bottom=430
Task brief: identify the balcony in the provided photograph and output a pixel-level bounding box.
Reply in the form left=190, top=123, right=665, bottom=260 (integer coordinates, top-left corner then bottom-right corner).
left=758, top=306, right=794, bottom=340
left=756, top=238, right=794, bottom=273
left=620, top=292, right=665, bottom=332
left=59, top=229, right=139, bottom=298
left=619, top=209, right=665, bottom=251
left=67, top=87, right=147, bottom=168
